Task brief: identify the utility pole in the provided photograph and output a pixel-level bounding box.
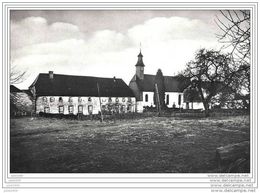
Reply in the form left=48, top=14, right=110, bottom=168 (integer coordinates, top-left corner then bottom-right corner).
left=97, top=83, right=103, bottom=122
left=155, top=83, right=161, bottom=116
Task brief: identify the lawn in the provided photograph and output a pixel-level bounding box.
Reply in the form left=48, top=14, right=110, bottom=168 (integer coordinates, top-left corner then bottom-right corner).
left=10, top=115, right=250, bottom=173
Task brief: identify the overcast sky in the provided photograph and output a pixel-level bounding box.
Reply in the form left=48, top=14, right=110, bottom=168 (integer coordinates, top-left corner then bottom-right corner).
left=11, top=10, right=226, bottom=89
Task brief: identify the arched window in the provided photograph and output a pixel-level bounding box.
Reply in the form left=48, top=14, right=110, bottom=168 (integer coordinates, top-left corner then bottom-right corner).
left=178, top=94, right=182, bottom=106
left=166, top=94, right=169, bottom=105
left=145, top=94, right=148, bottom=102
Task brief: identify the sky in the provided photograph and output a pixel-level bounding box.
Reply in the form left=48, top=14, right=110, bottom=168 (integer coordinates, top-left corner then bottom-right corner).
left=10, top=10, right=226, bottom=89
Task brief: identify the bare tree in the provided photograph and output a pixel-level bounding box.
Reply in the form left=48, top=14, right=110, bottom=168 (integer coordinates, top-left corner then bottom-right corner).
left=215, top=10, right=250, bottom=65
left=215, top=10, right=250, bottom=109
left=10, top=64, right=27, bottom=84
left=183, top=49, right=241, bottom=116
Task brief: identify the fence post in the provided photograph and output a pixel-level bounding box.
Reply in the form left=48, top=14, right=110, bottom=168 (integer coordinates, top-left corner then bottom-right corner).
left=155, top=83, right=161, bottom=116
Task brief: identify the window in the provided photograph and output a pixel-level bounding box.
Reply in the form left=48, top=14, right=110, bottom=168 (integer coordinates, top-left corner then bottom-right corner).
left=78, top=105, right=83, bottom=114
left=68, top=97, right=73, bottom=102
left=108, top=97, right=112, bottom=103
left=127, top=104, right=132, bottom=112
left=121, top=105, right=126, bottom=113
left=58, top=106, right=64, bottom=114
left=116, top=97, right=119, bottom=103
left=128, top=97, right=132, bottom=102
left=166, top=94, right=169, bottom=105
left=88, top=105, right=93, bottom=114
left=68, top=105, right=74, bottom=114
left=88, top=97, right=92, bottom=102
left=178, top=94, right=182, bottom=106
left=101, top=105, right=106, bottom=111
left=115, top=104, right=120, bottom=113
left=50, top=97, right=55, bottom=102
left=122, top=98, right=126, bottom=102
left=145, top=94, right=148, bottom=102
left=44, top=107, right=50, bottom=113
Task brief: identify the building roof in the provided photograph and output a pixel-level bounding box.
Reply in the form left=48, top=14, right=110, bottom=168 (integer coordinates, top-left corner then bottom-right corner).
left=30, top=73, right=135, bottom=97
left=135, top=51, right=145, bottom=67
left=131, top=74, right=190, bottom=92
left=10, top=85, right=21, bottom=92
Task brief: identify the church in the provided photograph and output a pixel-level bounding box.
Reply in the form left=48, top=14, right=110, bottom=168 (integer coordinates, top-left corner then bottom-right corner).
left=25, top=50, right=204, bottom=116
left=129, top=50, right=204, bottom=112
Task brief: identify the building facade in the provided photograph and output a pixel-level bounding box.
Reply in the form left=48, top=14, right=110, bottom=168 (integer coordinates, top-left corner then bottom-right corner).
left=29, top=72, right=136, bottom=115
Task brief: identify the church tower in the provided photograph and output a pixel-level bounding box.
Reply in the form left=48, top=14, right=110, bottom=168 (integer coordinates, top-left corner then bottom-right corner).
left=135, top=50, right=145, bottom=80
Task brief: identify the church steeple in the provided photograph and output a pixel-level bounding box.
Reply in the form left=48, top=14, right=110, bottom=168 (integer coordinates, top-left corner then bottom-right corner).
left=136, top=50, right=145, bottom=67
left=135, top=48, right=145, bottom=79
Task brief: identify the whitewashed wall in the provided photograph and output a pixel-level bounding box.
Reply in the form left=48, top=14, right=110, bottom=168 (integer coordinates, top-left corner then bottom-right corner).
left=184, top=102, right=204, bottom=110
left=142, top=92, right=155, bottom=107
left=36, top=96, right=136, bottom=115
left=165, top=92, right=184, bottom=108
left=141, top=91, right=187, bottom=108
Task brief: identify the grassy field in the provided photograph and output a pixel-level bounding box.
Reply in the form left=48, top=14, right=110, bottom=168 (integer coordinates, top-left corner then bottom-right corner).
left=10, top=115, right=250, bottom=173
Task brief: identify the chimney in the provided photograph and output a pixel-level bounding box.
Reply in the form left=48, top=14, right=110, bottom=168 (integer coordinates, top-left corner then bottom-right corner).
left=49, top=71, right=54, bottom=79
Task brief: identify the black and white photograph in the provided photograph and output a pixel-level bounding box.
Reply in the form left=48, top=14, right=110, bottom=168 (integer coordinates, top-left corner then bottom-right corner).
left=2, top=1, right=259, bottom=192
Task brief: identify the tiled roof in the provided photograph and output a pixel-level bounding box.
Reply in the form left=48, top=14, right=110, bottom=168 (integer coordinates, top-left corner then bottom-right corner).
left=30, top=73, right=135, bottom=97
left=131, top=74, right=190, bottom=92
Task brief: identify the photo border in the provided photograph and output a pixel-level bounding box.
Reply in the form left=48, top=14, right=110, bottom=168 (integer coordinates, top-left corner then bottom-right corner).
left=1, top=1, right=258, bottom=190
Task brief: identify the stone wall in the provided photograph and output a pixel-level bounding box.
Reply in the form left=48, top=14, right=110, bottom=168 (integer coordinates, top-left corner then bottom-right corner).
left=36, top=96, right=136, bottom=115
